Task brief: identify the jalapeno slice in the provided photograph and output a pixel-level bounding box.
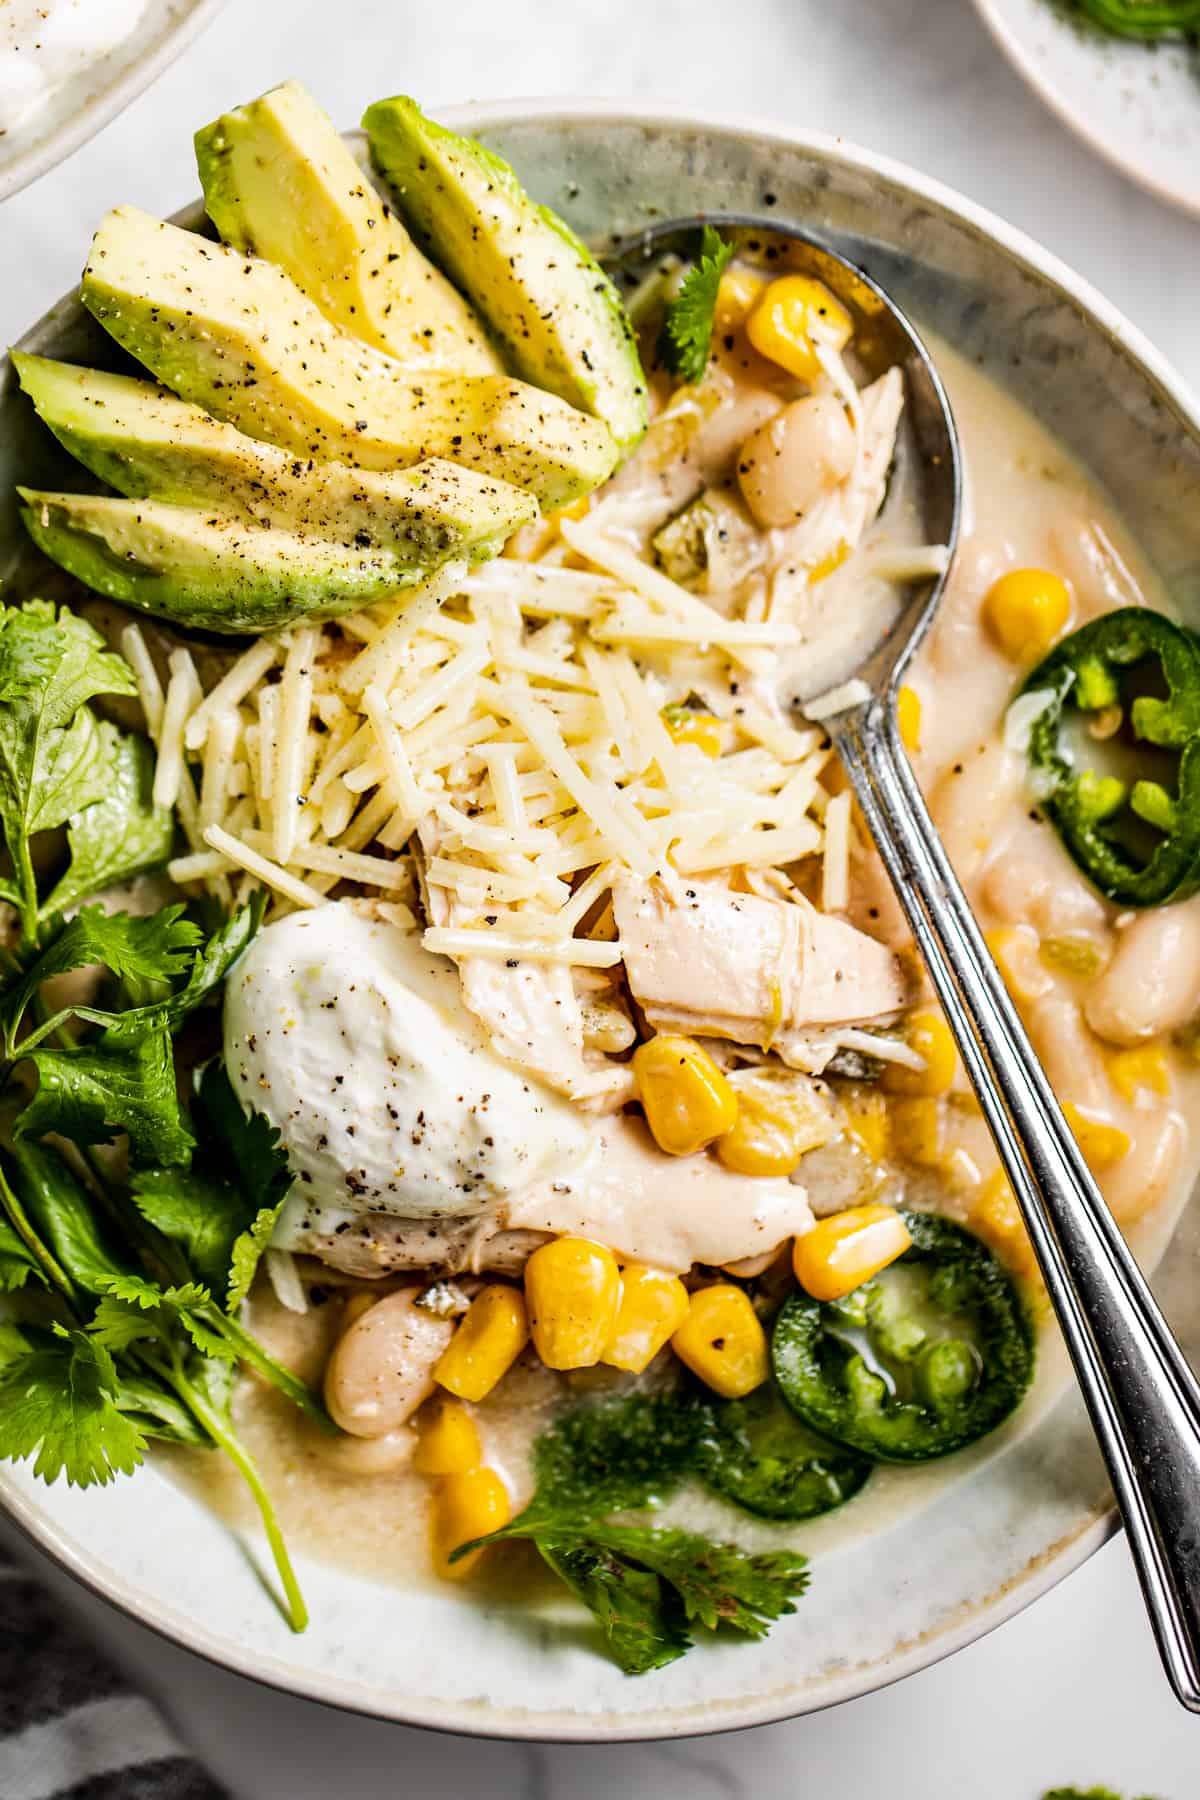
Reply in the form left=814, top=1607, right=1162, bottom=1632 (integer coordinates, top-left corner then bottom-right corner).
left=1019, top=607, right=1200, bottom=908
left=1076, top=0, right=1200, bottom=36
left=772, top=1210, right=1034, bottom=1462
left=699, top=1385, right=873, bottom=1520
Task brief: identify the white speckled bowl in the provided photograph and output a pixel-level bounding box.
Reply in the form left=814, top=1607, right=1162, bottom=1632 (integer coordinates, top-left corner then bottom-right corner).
left=2, top=101, right=1200, bottom=1740
left=0, top=0, right=225, bottom=203
left=972, top=0, right=1200, bottom=219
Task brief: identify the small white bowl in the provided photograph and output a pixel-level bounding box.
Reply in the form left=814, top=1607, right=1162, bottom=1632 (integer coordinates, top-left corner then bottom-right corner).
left=0, top=0, right=225, bottom=204
left=973, top=0, right=1200, bottom=218
left=3, top=98, right=1200, bottom=1740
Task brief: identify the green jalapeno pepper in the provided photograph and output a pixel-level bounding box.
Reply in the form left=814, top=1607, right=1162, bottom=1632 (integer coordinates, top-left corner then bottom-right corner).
left=699, top=1385, right=873, bottom=1519
left=1019, top=606, right=1200, bottom=908
left=772, top=1210, right=1034, bottom=1462
left=1076, top=0, right=1200, bottom=36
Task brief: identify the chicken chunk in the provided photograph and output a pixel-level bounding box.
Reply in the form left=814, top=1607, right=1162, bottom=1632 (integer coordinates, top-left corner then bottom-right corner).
left=613, top=873, right=905, bottom=1061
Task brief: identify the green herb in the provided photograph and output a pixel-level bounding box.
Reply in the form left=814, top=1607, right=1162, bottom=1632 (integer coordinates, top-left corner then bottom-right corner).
left=1075, top=1, right=1200, bottom=37
left=657, top=227, right=735, bottom=385
left=454, top=1392, right=809, bottom=1674
left=1043, top=1788, right=1163, bottom=1800
left=0, top=605, right=315, bottom=1630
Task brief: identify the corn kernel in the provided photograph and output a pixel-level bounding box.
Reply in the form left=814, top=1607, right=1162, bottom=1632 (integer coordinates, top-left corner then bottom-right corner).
left=412, top=1395, right=482, bottom=1476
left=882, top=1011, right=958, bottom=1096
left=792, top=1203, right=912, bottom=1302
left=889, top=1096, right=942, bottom=1167
left=842, top=1087, right=890, bottom=1163
left=1062, top=1101, right=1131, bottom=1172
left=661, top=705, right=722, bottom=758
left=982, top=568, right=1072, bottom=662
left=896, top=685, right=922, bottom=752
left=986, top=925, right=1052, bottom=1006
left=525, top=1237, right=621, bottom=1370
left=632, top=1034, right=738, bottom=1156
left=717, top=1071, right=832, bottom=1177
left=714, top=266, right=766, bottom=333
left=671, top=1283, right=769, bottom=1398
left=602, top=1263, right=690, bottom=1373
left=430, top=1467, right=510, bottom=1581
left=971, top=1171, right=1036, bottom=1276
left=745, top=275, right=854, bottom=382
left=1107, top=1043, right=1171, bottom=1102
left=435, top=1283, right=529, bottom=1402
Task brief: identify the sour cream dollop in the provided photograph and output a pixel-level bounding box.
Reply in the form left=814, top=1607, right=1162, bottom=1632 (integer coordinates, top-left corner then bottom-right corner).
left=223, top=905, right=591, bottom=1225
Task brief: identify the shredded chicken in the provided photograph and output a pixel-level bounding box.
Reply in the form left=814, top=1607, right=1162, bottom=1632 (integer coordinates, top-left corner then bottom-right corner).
left=612, top=871, right=905, bottom=1064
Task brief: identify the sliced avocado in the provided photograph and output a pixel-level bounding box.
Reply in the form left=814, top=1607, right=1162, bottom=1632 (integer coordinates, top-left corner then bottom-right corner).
left=20, top=487, right=473, bottom=634
left=13, top=355, right=537, bottom=556
left=194, top=80, right=501, bottom=373
left=364, top=96, right=647, bottom=454
left=81, top=207, right=619, bottom=510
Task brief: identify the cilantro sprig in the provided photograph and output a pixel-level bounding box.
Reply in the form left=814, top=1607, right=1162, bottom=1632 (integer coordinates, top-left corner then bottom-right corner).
left=657, top=227, right=735, bottom=386
left=0, top=598, right=317, bottom=1630
left=453, top=1394, right=809, bottom=1675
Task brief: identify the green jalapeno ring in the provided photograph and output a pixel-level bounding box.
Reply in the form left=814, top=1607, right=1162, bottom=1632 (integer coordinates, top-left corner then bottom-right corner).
left=1075, top=0, right=1200, bottom=37
left=698, top=1384, right=874, bottom=1520
left=772, top=1210, right=1035, bottom=1463
left=1019, top=607, right=1200, bottom=908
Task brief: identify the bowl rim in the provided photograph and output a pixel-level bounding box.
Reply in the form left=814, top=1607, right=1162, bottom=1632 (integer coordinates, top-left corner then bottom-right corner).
left=969, top=0, right=1200, bottom=222
left=0, top=0, right=227, bottom=205
left=6, top=92, right=1198, bottom=1742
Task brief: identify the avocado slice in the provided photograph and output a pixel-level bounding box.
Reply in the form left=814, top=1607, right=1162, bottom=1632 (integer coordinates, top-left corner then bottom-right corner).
left=19, top=487, right=466, bottom=634
left=81, top=207, right=619, bottom=510
left=194, top=81, right=501, bottom=374
left=13, top=354, right=537, bottom=555
left=364, top=96, right=647, bottom=455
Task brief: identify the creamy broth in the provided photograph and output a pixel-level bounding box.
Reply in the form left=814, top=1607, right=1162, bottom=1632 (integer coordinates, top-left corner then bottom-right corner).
left=170, top=331, right=1200, bottom=1586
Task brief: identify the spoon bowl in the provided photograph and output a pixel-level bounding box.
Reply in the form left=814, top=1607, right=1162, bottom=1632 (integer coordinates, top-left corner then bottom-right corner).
left=608, top=216, right=962, bottom=702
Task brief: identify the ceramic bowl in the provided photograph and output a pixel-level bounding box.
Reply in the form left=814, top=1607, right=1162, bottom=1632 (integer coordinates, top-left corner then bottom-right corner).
left=0, top=0, right=225, bottom=203
left=972, top=0, right=1200, bottom=219
left=2, top=101, right=1200, bottom=1741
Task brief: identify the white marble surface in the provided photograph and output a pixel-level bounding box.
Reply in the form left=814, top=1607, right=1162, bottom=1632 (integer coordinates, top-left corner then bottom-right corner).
left=2, top=0, right=1200, bottom=1793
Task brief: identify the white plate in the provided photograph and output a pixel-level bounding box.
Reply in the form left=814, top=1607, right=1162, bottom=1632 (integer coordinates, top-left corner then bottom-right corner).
left=972, top=0, right=1200, bottom=217
left=0, top=0, right=225, bottom=203
left=3, top=99, right=1200, bottom=1740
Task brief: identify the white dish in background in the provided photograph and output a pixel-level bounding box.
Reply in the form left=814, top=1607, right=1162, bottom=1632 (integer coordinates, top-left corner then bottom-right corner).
left=5, top=98, right=1200, bottom=1740
left=0, top=0, right=224, bottom=203
left=972, top=0, right=1200, bottom=218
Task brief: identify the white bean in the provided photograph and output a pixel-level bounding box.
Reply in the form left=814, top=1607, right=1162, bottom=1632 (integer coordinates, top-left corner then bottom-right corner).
left=736, top=395, right=856, bottom=528
left=1104, top=1110, right=1185, bottom=1225
left=323, top=1288, right=454, bottom=1439
left=1027, top=993, right=1110, bottom=1115
left=982, top=848, right=1109, bottom=940
left=930, top=742, right=1025, bottom=882
left=1085, top=903, right=1200, bottom=1046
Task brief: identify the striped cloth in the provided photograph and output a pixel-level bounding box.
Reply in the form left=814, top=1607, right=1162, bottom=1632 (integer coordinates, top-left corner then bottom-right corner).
left=0, top=1553, right=228, bottom=1800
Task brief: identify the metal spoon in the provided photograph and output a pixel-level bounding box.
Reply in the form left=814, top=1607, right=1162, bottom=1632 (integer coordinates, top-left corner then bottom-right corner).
left=613, top=218, right=1200, bottom=1711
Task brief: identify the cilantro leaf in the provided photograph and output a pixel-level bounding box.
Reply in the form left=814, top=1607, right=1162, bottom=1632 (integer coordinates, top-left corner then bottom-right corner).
left=658, top=228, right=735, bottom=385
left=0, top=1217, right=45, bottom=1292
left=0, top=1329, right=145, bottom=1486
left=0, top=601, right=136, bottom=935
left=4, top=1138, right=132, bottom=1296
left=520, top=1392, right=711, bottom=1530
left=112, top=1368, right=211, bottom=1447
left=42, top=730, right=175, bottom=921
left=102, top=895, right=264, bottom=1046
left=2, top=904, right=200, bottom=1050
left=130, top=1167, right=257, bottom=1301
left=588, top=1525, right=809, bottom=1639
left=18, top=1025, right=195, bottom=1166
left=535, top=1537, right=690, bottom=1675
left=192, top=1057, right=293, bottom=1310
left=453, top=1391, right=810, bottom=1674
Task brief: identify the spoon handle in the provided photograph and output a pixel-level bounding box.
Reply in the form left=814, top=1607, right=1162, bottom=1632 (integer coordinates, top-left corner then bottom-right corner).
left=834, top=699, right=1200, bottom=1712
